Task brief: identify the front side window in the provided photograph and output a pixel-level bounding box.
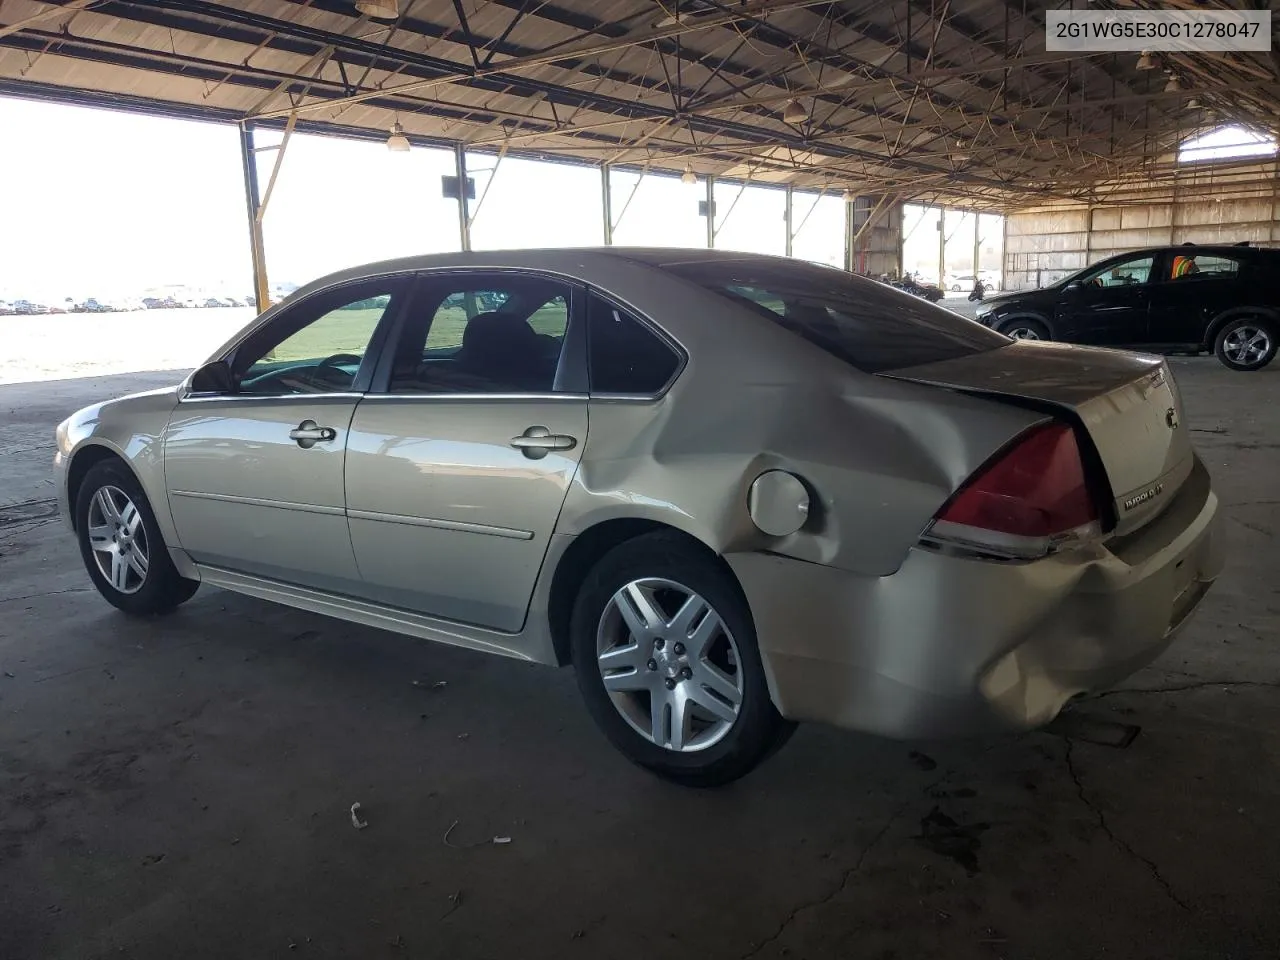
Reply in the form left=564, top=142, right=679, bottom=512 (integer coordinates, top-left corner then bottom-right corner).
left=661, top=259, right=1006, bottom=373
left=234, top=285, right=396, bottom=395
left=388, top=275, right=570, bottom=393
left=1083, top=256, right=1154, bottom=288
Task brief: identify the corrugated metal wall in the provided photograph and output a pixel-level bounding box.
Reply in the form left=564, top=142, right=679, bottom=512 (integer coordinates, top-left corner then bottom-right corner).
left=1004, top=159, right=1280, bottom=290
left=852, top=196, right=903, bottom=277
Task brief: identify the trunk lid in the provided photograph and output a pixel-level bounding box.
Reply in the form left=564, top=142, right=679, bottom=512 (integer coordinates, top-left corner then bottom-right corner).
left=881, top=341, right=1194, bottom=536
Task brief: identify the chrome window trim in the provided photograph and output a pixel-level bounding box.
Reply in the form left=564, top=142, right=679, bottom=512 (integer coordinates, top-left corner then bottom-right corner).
left=178, top=392, right=364, bottom=404
left=360, top=392, right=588, bottom=403
left=586, top=393, right=668, bottom=403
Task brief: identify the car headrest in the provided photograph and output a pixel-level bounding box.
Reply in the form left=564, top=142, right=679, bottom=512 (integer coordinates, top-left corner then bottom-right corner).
left=461, top=311, right=542, bottom=361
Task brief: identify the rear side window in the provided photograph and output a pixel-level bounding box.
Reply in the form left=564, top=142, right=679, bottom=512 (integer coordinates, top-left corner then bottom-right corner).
left=1165, top=254, right=1241, bottom=281
left=587, top=294, right=681, bottom=394
left=662, top=259, right=1008, bottom=373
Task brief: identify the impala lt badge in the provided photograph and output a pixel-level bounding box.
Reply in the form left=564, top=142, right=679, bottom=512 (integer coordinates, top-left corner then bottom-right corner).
left=1124, top=483, right=1165, bottom=512
left=1166, top=407, right=1179, bottom=429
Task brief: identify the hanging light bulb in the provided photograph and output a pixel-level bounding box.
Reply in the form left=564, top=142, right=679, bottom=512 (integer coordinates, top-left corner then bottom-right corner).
left=355, top=0, right=399, bottom=19
left=841, top=188, right=854, bottom=202
left=680, top=164, right=697, bottom=185
left=1164, top=74, right=1182, bottom=93
left=386, top=120, right=410, bottom=152
left=782, top=99, right=807, bottom=124
left=1136, top=51, right=1156, bottom=70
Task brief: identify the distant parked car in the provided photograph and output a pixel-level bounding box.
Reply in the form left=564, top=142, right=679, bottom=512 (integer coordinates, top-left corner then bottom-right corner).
left=203, top=298, right=225, bottom=308
left=974, top=243, right=1279, bottom=371
left=946, top=274, right=977, bottom=293
left=78, top=298, right=114, bottom=313
left=0, top=300, right=14, bottom=315
left=13, top=300, right=48, bottom=315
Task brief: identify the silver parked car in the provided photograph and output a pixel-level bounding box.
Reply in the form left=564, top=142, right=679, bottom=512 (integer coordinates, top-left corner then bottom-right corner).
left=55, top=250, right=1224, bottom=785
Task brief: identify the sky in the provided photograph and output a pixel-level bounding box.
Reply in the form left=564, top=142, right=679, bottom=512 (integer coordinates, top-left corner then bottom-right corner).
left=3, top=96, right=1269, bottom=304
left=0, top=96, right=846, bottom=304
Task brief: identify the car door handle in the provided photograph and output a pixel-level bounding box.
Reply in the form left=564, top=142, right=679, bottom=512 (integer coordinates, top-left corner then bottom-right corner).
left=289, top=420, right=337, bottom=448
left=510, top=426, right=577, bottom=459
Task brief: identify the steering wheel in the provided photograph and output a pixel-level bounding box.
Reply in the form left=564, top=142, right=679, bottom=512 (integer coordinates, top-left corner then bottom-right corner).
left=316, top=353, right=363, bottom=370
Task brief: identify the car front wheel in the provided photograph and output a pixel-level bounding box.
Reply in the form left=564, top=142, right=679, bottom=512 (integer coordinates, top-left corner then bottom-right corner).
left=1001, top=318, right=1051, bottom=341
left=570, top=532, right=793, bottom=787
left=75, top=459, right=199, bottom=615
left=1214, top=318, right=1277, bottom=371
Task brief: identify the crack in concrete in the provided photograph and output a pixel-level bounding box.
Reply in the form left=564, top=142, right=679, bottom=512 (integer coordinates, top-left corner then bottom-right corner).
left=0, top=587, right=91, bottom=605
left=1094, top=679, right=1280, bottom=698
left=1063, top=739, right=1190, bottom=912
left=1229, top=515, right=1274, bottom=538
left=739, top=806, right=903, bottom=959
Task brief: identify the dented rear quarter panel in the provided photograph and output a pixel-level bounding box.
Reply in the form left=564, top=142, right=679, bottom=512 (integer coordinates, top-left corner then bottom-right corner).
left=553, top=253, right=1046, bottom=578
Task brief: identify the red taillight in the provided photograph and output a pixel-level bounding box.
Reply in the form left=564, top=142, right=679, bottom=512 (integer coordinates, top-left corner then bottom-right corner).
left=927, top=422, right=1099, bottom=558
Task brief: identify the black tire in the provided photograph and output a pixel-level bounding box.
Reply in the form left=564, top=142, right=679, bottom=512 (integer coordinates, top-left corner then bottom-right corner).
left=570, top=532, right=794, bottom=787
left=75, top=459, right=198, bottom=615
left=1000, top=317, right=1051, bottom=342
left=1213, top=317, right=1277, bottom=372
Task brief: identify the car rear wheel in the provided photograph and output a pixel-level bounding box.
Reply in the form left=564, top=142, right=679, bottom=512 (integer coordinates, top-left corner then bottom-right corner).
left=1001, top=318, right=1051, bottom=341
left=75, top=460, right=199, bottom=615
left=570, top=532, right=793, bottom=787
left=1214, top=318, right=1277, bottom=372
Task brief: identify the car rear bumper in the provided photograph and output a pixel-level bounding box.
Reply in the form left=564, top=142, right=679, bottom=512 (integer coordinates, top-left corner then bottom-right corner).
left=727, top=455, right=1224, bottom=739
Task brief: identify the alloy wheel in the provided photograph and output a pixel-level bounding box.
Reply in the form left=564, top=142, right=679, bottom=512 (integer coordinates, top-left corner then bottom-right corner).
left=1223, top=324, right=1271, bottom=366
left=595, top=578, right=744, bottom=752
left=86, top=485, right=149, bottom=594
left=1007, top=326, right=1041, bottom=340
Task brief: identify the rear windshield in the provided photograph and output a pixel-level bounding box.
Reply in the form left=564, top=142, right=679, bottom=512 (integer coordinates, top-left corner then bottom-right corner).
left=661, top=259, right=1008, bottom=373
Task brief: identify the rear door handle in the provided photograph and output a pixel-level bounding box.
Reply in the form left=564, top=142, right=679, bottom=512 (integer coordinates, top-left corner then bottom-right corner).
left=510, top=425, right=577, bottom=459
left=289, top=419, right=337, bottom=448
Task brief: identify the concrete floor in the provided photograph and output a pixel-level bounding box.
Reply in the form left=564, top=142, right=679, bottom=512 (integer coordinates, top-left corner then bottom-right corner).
left=1, top=359, right=1278, bottom=960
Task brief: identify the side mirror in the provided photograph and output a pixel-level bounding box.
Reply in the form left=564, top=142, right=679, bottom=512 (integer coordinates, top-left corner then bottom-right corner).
left=1064, top=280, right=1083, bottom=292
left=189, top=359, right=236, bottom=394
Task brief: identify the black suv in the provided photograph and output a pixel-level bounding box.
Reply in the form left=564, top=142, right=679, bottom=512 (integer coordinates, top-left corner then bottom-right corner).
left=974, top=243, right=1279, bottom=371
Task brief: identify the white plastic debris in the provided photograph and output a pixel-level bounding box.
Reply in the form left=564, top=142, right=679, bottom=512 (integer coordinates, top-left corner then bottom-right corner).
left=443, top=820, right=513, bottom=848
left=350, top=802, right=368, bottom=830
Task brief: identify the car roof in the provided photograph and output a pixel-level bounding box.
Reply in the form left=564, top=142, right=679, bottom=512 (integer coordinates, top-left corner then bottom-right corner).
left=1097, top=243, right=1275, bottom=260
left=286, top=247, right=804, bottom=302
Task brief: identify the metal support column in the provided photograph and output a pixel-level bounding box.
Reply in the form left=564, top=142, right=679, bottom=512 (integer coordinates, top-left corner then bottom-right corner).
left=706, top=176, right=716, bottom=248
left=238, top=123, right=270, bottom=310
left=937, top=207, right=946, bottom=287
left=843, top=193, right=854, bottom=272
left=455, top=143, right=472, bottom=252
left=972, top=213, right=981, bottom=283
left=784, top=185, right=794, bottom=258
left=602, top=164, right=613, bottom=245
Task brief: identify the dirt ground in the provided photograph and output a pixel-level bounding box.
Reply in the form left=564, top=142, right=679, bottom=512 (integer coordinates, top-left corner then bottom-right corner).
left=0, top=311, right=1277, bottom=960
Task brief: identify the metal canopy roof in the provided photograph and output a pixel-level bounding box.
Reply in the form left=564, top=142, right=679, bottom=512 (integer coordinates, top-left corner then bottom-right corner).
left=2, top=0, right=1278, bottom=208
